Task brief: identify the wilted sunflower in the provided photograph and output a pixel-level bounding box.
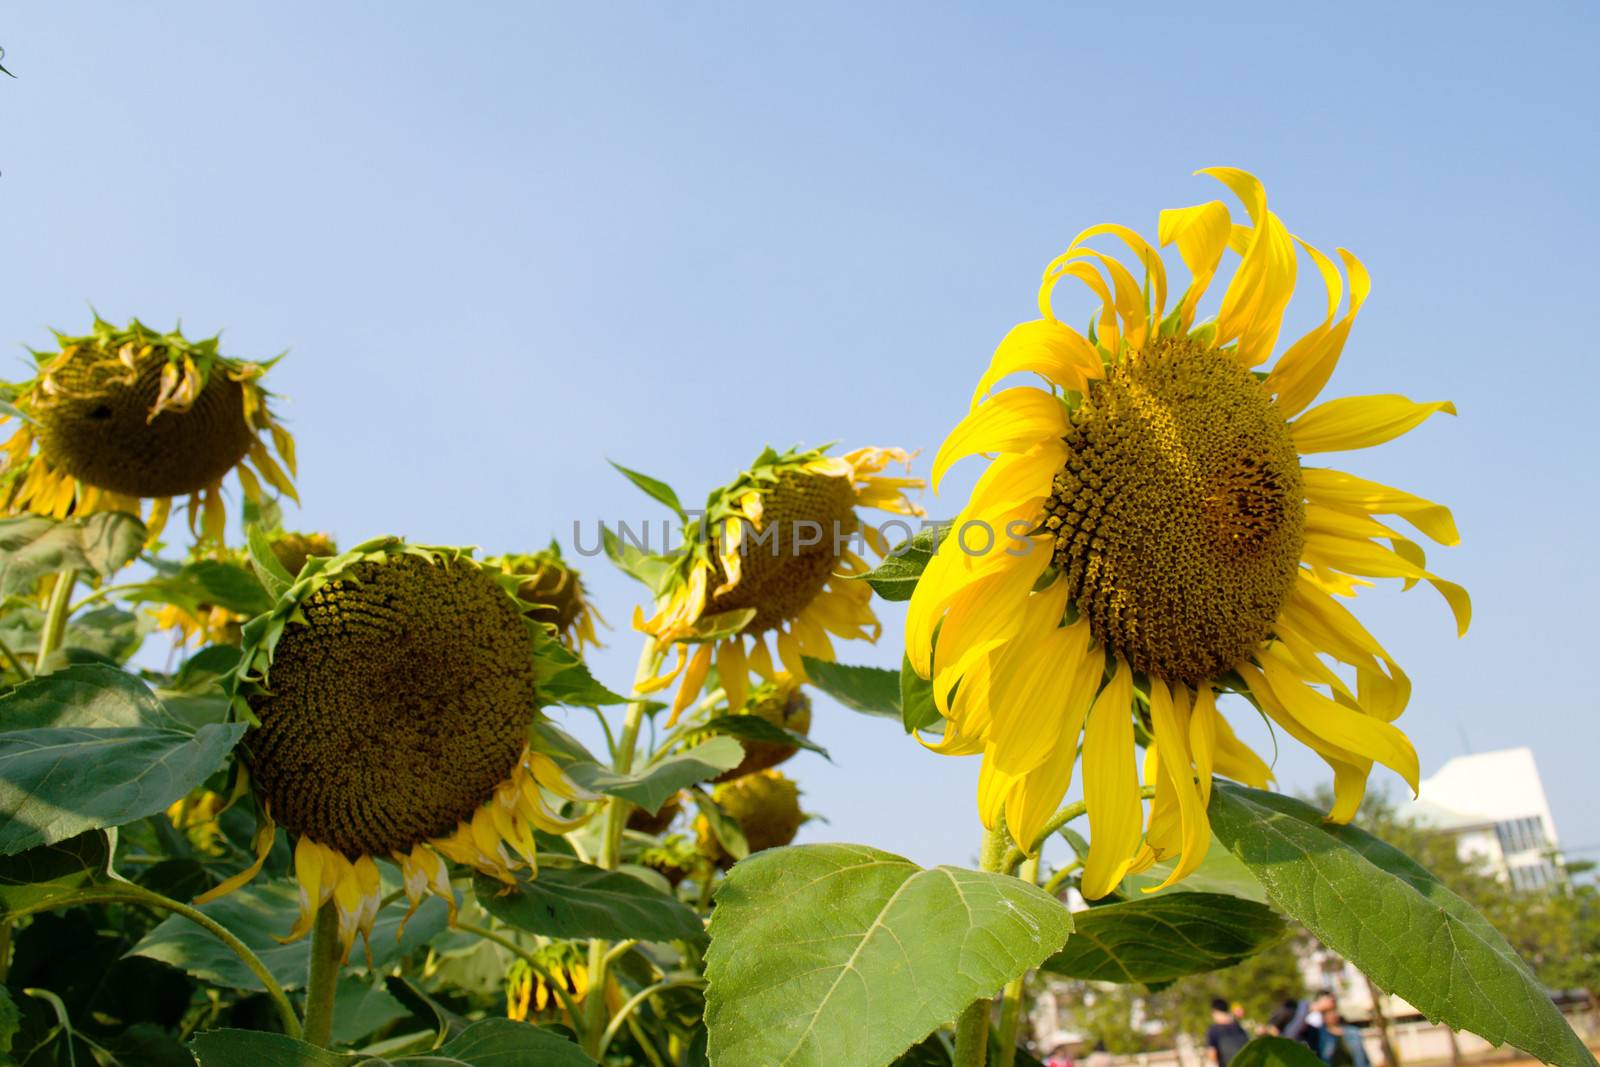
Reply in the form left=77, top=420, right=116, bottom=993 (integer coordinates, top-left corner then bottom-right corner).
left=695, top=769, right=807, bottom=868
left=0, top=317, right=297, bottom=544
left=198, top=538, right=595, bottom=960
left=910, top=168, right=1468, bottom=899
left=710, top=679, right=812, bottom=782
left=638, top=445, right=921, bottom=720
left=489, top=542, right=604, bottom=651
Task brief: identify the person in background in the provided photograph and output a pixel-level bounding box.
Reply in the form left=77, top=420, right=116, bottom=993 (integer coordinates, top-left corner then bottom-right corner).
left=1318, top=1007, right=1372, bottom=1067
left=1205, top=997, right=1251, bottom=1067
left=1045, top=1045, right=1075, bottom=1067
left=1279, top=992, right=1333, bottom=1054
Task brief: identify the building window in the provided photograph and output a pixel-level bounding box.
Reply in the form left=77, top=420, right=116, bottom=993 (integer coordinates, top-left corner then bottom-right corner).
left=1495, top=816, right=1546, bottom=855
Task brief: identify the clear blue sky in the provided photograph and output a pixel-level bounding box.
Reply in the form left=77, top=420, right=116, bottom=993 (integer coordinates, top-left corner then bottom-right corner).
left=4, top=3, right=1596, bottom=867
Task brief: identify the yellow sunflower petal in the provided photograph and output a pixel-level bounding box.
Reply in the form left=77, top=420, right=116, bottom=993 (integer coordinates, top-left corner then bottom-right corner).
left=1291, top=395, right=1456, bottom=454
left=1080, top=663, right=1141, bottom=900
left=931, top=387, right=1068, bottom=491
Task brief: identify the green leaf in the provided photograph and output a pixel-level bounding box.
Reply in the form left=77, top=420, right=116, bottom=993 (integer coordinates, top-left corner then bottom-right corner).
left=123, top=558, right=274, bottom=617
left=705, top=843, right=1074, bottom=1067
left=247, top=522, right=295, bottom=598
left=330, top=975, right=407, bottom=1046
left=188, top=1030, right=353, bottom=1066
left=533, top=626, right=627, bottom=706
left=1210, top=782, right=1595, bottom=1067
left=0, top=831, right=116, bottom=916
left=600, top=525, right=677, bottom=596
left=0, top=512, right=146, bottom=595
left=422, top=1017, right=597, bottom=1065
left=384, top=974, right=469, bottom=1043
left=1230, top=1037, right=1328, bottom=1067
left=610, top=460, right=688, bottom=520
left=800, top=657, right=900, bottom=720
left=565, top=737, right=743, bottom=813
left=858, top=525, right=939, bottom=602
left=132, top=880, right=449, bottom=992
left=1039, top=892, right=1285, bottom=983
left=474, top=861, right=704, bottom=942
left=696, top=714, right=829, bottom=760
left=900, top=655, right=940, bottom=733
left=191, top=1018, right=598, bottom=1065
left=0, top=665, right=246, bottom=854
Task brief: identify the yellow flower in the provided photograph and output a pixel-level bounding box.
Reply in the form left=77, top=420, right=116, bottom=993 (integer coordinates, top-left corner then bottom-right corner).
left=910, top=168, right=1468, bottom=899
left=166, top=789, right=228, bottom=855
left=197, top=539, right=597, bottom=961
left=0, top=317, right=297, bottom=546
left=489, top=543, right=604, bottom=652
left=637, top=445, right=921, bottom=721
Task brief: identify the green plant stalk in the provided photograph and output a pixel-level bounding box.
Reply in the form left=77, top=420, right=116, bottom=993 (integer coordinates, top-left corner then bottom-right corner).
left=302, top=902, right=342, bottom=1047
left=5, top=884, right=301, bottom=1038
left=596, top=975, right=707, bottom=1059
left=34, top=568, right=77, bottom=673
left=993, top=854, right=1040, bottom=1067
left=952, top=824, right=1011, bottom=1067
left=581, top=640, right=666, bottom=1058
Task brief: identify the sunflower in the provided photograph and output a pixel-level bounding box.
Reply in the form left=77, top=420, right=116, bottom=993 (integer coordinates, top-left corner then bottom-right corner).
left=489, top=542, right=604, bottom=651
left=709, top=679, right=812, bottom=783
left=909, top=168, right=1468, bottom=899
left=0, top=317, right=296, bottom=545
left=196, top=538, right=596, bottom=960
left=636, top=445, right=921, bottom=721
left=695, top=769, right=808, bottom=869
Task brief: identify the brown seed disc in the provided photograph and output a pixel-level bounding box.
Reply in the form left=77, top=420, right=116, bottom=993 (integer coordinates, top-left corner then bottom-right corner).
left=34, top=347, right=255, bottom=498
left=244, top=553, right=536, bottom=858
left=706, top=470, right=857, bottom=631
left=1042, top=335, right=1305, bottom=686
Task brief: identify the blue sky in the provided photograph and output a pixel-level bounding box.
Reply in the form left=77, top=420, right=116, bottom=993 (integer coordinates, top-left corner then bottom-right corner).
left=3, top=3, right=1596, bottom=868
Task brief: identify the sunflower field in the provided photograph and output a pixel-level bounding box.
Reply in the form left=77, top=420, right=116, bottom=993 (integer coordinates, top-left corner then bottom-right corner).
left=0, top=168, right=1592, bottom=1067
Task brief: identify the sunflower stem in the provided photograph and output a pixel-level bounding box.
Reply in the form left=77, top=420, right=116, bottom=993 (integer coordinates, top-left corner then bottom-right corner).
left=302, top=901, right=342, bottom=1048
left=952, top=824, right=1011, bottom=1067
left=34, top=569, right=77, bottom=673
left=993, top=853, right=1039, bottom=1067
left=581, top=640, right=666, bottom=1057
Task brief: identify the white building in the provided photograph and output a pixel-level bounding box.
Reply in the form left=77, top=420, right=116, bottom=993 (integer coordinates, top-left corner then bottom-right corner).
left=1401, top=746, right=1562, bottom=890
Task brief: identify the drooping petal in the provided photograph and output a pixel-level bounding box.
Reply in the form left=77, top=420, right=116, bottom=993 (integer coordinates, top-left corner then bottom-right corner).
left=1081, top=663, right=1142, bottom=900
left=1291, top=395, right=1457, bottom=454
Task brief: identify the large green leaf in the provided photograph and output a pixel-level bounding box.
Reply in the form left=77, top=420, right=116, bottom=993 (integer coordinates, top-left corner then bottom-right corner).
left=0, top=604, right=145, bottom=664
left=599, top=524, right=677, bottom=596
left=800, top=657, right=901, bottom=720
left=189, top=1018, right=596, bottom=1065
left=0, top=665, right=246, bottom=854
left=705, top=843, right=1074, bottom=1067
left=0, top=830, right=117, bottom=916
left=1039, top=892, right=1285, bottom=984
left=1230, top=1037, right=1328, bottom=1067
left=566, top=737, right=743, bottom=813
left=0, top=512, right=146, bottom=596
left=858, top=525, right=939, bottom=602
left=131, top=880, right=448, bottom=991
left=1210, top=783, right=1595, bottom=1067
left=474, top=861, right=704, bottom=942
